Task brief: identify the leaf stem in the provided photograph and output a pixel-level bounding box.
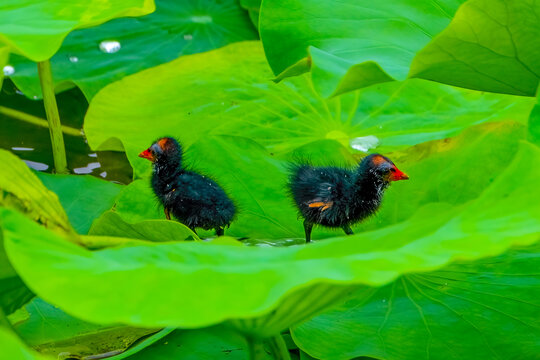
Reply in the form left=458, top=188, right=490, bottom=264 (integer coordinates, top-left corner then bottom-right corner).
left=0, top=106, right=82, bottom=137
left=265, top=334, right=291, bottom=360
left=246, top=334, right=291, bottom=360
left=247, top=337, right=266, bottom=360
left=37, top=60, right=68, bottom=173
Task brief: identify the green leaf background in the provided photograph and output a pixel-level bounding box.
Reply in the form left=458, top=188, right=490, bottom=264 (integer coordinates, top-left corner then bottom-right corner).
left=83, top=41, right=535, bottom=241
left=36, top=172, right=121, bottom=234
left=11, top=298, right=159, bottom=359
left=293, top=243, right=540, bottom=360
left=260, top=0, right=540, bottom=97
left=83, top=41, right=534, bottom=176
left=0, top=0, right=155, bottom=62
left=410, top=0, right=540, bottom=96
left=259, top=0, right=466, bottom=96
left=0, top=326, right=49, bottom=360
left=1, top=0, right=540, bottom=358
left=7, top=0, right=258, bottom=100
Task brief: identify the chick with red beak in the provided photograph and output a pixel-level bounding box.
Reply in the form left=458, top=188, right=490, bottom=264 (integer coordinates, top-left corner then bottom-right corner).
left=139, top=137, right=236, bottom=236
left=289, top=153, right=409, bottom=242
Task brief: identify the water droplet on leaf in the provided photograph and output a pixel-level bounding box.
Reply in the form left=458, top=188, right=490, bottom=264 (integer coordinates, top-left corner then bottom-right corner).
left=69, top=56, right=79, bottom=63
left=99, top=40, right=121, bottom=54
left=350, top=135, right=379, bottom=152
left=3, top=65, right=14, bottom=76
left=183, top=34, right=193, bottom=41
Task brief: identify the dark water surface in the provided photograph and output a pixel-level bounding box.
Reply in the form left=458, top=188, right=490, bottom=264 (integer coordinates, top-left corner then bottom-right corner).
left=0, top=80, right=132, bottom=184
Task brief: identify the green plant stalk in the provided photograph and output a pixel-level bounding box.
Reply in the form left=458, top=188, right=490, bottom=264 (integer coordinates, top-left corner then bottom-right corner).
left=265, top=335, right=291, bottom=360
left=0, top=106, right=81, bottom=137
left=247, top=335, right=291, bottom=360
left=247, top=337, right=266, bottom=360
left=37, top=60, right=68, bottom=174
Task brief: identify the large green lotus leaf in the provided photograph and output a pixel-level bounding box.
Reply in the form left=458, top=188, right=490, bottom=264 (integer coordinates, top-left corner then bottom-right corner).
left=89, top=211, right=198, bottom=241
left=84, top=41, right=534, bottom=177
left=0, top=327, right=49, bottom=360
left=12, top=298, right=160, bottom=359
left=35, top=172, right=121, bottom=234
left=0, top=0, right=154, bottom=62
left=410, top=0, right=540, bottom=97
left=0, top=150, right=71, bottom=234
left=8, top=0, right=258, bottom=100
left=126, top=326, right=262, bottom=360
left=2, top=140, right=540, bottom=336
left=293, top=243, right=540, bottom=360
left=259, top=0, right=466, bottom=97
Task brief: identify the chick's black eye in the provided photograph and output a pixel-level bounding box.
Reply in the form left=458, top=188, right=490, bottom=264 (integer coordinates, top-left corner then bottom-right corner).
left=390, top=168, right=396, bottom=172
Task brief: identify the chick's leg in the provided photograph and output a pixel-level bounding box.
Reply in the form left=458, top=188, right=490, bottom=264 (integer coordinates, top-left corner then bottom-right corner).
left=303, top=220, right=313, bottom=243
left=216, top=227, right=224, bottom=237
left=342, top=225, right=354, bottom=235
left=164, top=207, right=171, bottom=220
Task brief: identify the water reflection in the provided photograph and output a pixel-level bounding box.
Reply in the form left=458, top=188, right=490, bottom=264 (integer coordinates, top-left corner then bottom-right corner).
left=73, top=162, right=101, bottom=174
left=0, top=80, right=133, bottom=183
left=23, top=160, right=48, bottom=171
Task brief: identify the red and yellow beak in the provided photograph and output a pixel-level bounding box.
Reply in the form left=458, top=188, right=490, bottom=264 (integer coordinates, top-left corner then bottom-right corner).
left=390, top=168, right=409, bottom=181
left=138, top=148, right=155, bottom=162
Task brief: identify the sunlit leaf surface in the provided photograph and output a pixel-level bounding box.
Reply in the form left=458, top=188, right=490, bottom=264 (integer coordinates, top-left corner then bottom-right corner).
left=8, top=0, right=258, bottom=99
left=410, top=0, right=540, bottom=96
left=0, top=0, right=154, bottom=62
left=84, top=41, right=534, bottom=177
left=36, top=172, right=121, bottom=234
left=259, top=0, right=466, bottom=96
left=293, top=243, right=540, bottom=360
left=0, top=326, right=49, bottom=360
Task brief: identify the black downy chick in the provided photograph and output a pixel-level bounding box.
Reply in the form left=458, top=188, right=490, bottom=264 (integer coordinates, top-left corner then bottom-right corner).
left=289, top=154, right=409, bottom=242
left=139, top=137, right=236, bottom=236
